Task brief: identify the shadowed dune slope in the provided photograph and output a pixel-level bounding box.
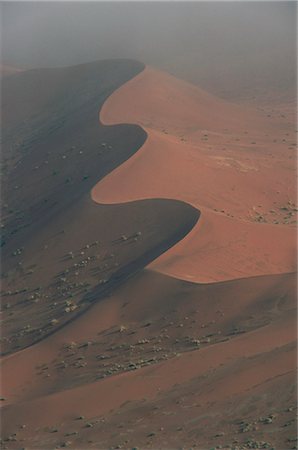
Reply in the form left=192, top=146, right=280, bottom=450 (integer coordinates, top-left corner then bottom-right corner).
left=93, top=66, right=297, bottom=282
left=1, top=269, right=296, bottom=449
left=1, top=60, right=199, bottom=355
left=1, top=59, right=297, bottom=450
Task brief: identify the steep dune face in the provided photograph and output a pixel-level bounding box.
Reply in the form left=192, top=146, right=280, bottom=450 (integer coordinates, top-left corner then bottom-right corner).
left=99, top=66, right=285, bottom=134
left=153, top=212, right=296, bottom=282
left=1, top=60, right=296, bottom=450
left=1, top=60, right=199, bottom=356
left=93, top=66, right=297, bottom=282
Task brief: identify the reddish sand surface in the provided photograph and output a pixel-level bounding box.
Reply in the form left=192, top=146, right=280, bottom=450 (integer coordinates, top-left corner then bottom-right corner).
left=1, top=61, right=297, bottom=449
left=1, top=270, right=297, bottom=449
left=93, top=66, right=297, bottom=282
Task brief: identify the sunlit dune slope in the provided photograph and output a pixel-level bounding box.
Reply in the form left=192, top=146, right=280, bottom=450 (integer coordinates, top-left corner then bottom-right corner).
left=99, top=67, right=283, bottom=134
left=1, top=60, right=200, bottom=356
left=1, top=59, right=296, bottom=450
left=93, top=66, right=297, bottom=282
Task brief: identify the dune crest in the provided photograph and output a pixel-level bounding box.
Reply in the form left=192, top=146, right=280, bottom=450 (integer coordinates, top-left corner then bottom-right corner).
left=1, top=59, right=296, bottom=450
left=92, top=66, right=297, bottom=282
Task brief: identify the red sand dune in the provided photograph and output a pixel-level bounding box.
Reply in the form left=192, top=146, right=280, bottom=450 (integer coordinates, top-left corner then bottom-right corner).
left=2, top=270, right=296, bottom=403
left=92, top=66, right=297, bottom=282
left=1, top=270, right=296, bottom=448
left=1, top=61, right=297, bottom=449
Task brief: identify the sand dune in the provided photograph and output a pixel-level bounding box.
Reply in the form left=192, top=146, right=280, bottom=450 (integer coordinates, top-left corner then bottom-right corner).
left=2, top=270, right=296, bottom=448
left=99, top=66, right=286, bottom=134
left=92, top=66, right=297, bottom=282
left=1, top=60, right=296, bottom=449
left=2, top=269, right=296, bottom=401
left=2, top=60, right=199, bottom=354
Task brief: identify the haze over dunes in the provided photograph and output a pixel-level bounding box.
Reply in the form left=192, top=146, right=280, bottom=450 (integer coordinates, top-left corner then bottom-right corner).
left=0, top=64, right=24, bottom=77
left=0, top=2, right=297, bottom=448
left=0, top=57, right=296, bottom=449
left=2, top=2, right=296, bottom=101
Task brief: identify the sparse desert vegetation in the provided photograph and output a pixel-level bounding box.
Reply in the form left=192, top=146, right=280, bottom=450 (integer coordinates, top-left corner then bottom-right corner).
left=1, top=3, right=297, bottom=449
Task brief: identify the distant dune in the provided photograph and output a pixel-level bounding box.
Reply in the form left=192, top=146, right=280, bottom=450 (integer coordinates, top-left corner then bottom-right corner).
left=0, top=63, right=24, bottom=77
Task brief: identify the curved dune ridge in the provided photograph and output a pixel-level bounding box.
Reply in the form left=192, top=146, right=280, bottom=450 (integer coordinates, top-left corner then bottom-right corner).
left=92, top=66, right=297, bottom=282
left=1, top=60, right=297, bottom=449
left=1, top=59, right=201, bottom=355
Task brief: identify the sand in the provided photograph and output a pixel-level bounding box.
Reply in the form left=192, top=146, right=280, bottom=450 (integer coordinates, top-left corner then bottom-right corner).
left=1, top=270, right=296, bottom=448
left=1, top=60, right=296, bottom=449
left=93, top=66, right=297, bottom=282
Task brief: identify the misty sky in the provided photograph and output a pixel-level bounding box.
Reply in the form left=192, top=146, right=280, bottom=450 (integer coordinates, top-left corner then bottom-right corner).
left=1, top=1, right=296, bottom=98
